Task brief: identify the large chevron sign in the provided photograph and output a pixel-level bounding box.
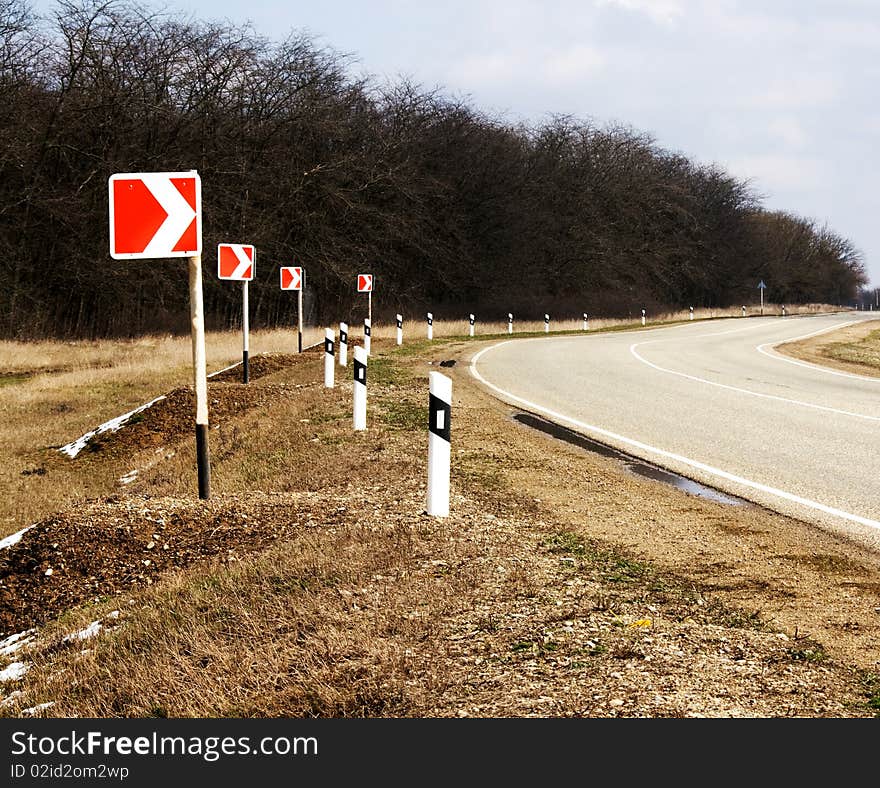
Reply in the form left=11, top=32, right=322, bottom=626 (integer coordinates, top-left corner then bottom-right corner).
left=109, top=171, right=201, bottom=259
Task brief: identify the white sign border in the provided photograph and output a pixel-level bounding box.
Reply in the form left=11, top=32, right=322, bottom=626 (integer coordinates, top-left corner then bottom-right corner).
left=217, top=243, right=256, bottom=281
left=109, top=170, right=202, bottom=260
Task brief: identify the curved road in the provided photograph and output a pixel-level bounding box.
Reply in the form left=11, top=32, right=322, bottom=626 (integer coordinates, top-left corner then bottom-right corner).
left=471, top=312, right=880, bottom=551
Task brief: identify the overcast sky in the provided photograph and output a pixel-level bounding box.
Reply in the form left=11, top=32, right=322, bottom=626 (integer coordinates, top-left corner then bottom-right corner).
left=34, top=0, right=880, bottom=287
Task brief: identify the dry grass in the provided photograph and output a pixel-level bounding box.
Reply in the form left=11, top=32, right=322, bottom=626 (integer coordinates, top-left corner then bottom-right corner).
left=822, top=327, right=880, bottom=369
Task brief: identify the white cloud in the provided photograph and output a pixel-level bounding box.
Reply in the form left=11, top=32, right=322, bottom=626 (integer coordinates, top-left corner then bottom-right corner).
left=767, top=116, right=809, bottom=149
left=741, top=74, right=839, bottom=111
left=542, top=44, right=606, bottom=83
left=446, top=52, right=519, bottom=87
left=726, top=154, right=826, bottom=194
left=596, top=0, right=685, bottom=26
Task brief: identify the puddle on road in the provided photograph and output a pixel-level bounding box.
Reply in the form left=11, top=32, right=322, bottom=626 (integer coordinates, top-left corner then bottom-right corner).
left=513, top=412, right=746, bottom=506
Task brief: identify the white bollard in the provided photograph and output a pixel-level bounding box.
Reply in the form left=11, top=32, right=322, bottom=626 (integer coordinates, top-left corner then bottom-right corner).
left=427, top=371, right=452, bottom=517
left=742, top=305, right=746, bottom=317
left=583, top=312, right=589, bottom=331
left=508, top=313, right=513, bottom=334
left=782, top=305, right=787, bottom=318
left=396, top=313, right=403, bottom=345
left=469, top=313, right=475, bottom=337
left=544, top=313, right=550, bottom=333
left=324, top=328, right=334, bottom=388
left=689, top=306, right=694, bottom=320
left=339, top=322, right=348, bottom=367
left=364, top=318, right=371, bottom=356
left=427, top=312, right=433, bottom=340
left=641, top=309, right=646, bottom=326
left=353, top=346, right=367, bottom=431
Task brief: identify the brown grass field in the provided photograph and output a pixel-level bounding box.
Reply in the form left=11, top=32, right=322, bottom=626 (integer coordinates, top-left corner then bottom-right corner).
left=3, top=303, right=879, bottom=718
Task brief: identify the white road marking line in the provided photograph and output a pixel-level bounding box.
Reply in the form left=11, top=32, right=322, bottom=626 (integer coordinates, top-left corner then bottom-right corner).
left=629, top=323, right=880, bottom=423
left=470, top=339, right=880, bottom=532
left=756, top=320, right=880, bottom=381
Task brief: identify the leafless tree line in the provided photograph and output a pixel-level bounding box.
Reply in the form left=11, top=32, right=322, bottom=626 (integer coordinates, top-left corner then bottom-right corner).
left=0, top=0, right=867, bottom=338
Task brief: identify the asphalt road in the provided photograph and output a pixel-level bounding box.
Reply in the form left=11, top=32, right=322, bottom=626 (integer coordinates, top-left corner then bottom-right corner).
left=471, top=312, right=880, bottom=551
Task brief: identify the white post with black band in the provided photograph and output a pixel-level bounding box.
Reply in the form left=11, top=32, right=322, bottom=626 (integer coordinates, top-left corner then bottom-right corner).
left=427, top=371, right=452, bottom=517
left=641, top=308, right=646, bottom=326
left=242, top=280, right=250, bottom=384
left=324, top=328, right=335, bottom=388
left=297, top=271, right=304, bottom=353
left=364, top=318, right=371, bottom=356
left=353, top=346, right=367, bottom=431
left=339, top=322, right=348, bottom=367
left=690, top=306, right=694, bottom=320
left=508, top=313, right=513, bottom=334
left=544, top=313, right=549, bottom=333
left=188, top=254, right=211, bottom=500
left=583, top=312, right=588, bottom=331
left=396, top=313, right=403, bottom=345
left=427, top=312, right=433, bottom=340
left=469, top=313, right=475, bottom=337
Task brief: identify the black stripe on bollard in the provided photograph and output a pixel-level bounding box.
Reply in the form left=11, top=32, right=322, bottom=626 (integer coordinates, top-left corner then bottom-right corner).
left=364, top=322, right=371, bottom=336
left=396, top=316, right=402, bottom=329
left=196, top=424, right=211, bottom=500
left=428, top=393, right=451, bottom=442
left=325, top=336, right=334, bottom=355
left=469, top=315, right=475, bottom=325
left=340, top=329, right=347, bottom=344
left=242, top=349, right=249, bottom=384
left=354, top=357, right=367, bottom=384
left=427, top=314, right=433, bottom=325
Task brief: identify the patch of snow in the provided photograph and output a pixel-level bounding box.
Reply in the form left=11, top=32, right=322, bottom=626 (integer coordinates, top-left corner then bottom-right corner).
left=0, top=661, right=30, bottom=682
left=0, top=629, right=36, bottom=657
left=63, top=620, right=102, bottom=643
left=58, top=395, right=166, bottom=458
left=22, top=701, right=54, bottom=716
left=207, top=361, right=241, bottom=378
left=0, top=525, right=35, bottom=551
left=0, top=690, right=22, bottom=707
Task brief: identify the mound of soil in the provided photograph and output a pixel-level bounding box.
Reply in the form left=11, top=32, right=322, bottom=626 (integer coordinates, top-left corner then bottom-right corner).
left=207, top=352, right=317, bottom=383
left=60, top=352, right=321, bottom=461
left=0, top=492, right=344, bottom=634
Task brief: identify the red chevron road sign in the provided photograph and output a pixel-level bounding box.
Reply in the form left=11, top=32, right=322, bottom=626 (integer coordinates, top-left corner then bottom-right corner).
left=217, top=244, right=255, bottom=280
left=280, top=266, right=303, bottom=290
left=109, top=171, right=201, bottom=259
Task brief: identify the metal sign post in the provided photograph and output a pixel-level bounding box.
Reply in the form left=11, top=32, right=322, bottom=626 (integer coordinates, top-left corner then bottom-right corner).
left=280, top=266, right=304, bottom=351
left=298, top=269, right=305, bottom=353
left=242, top=280, right=249, bottom=383
left=758, top=280, right=766, bottom=316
